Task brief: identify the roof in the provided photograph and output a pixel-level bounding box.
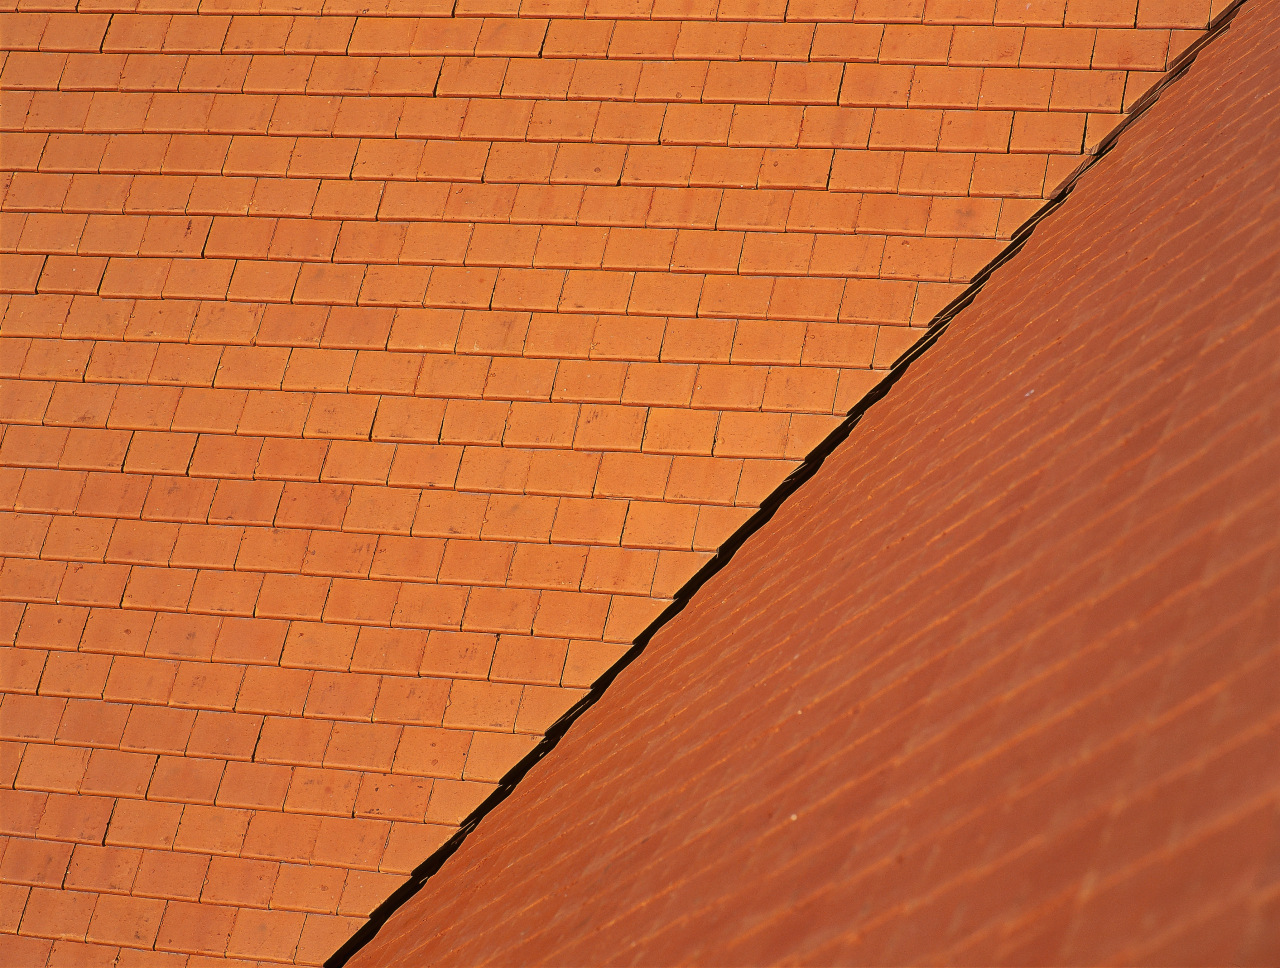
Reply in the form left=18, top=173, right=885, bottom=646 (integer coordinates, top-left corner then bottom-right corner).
left=0, top=0, right=1231, bottom=964
left=345, top=1, right=1280, bottom=963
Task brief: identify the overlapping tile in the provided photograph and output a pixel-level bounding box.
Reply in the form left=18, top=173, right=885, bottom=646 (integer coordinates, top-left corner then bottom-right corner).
left=0, top=0, right=1221, bottom=963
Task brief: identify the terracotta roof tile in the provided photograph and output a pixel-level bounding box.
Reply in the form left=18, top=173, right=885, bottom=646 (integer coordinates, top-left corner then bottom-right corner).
left=343, top=1, right=1279, bottom=962
left=0, top=0, right=1224, bottom=962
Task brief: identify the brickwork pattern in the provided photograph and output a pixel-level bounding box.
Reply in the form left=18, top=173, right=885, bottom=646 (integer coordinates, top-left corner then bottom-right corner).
left=348, top=1, right=1280, bottom=963
left=0, top=0, right=1224, bottom=963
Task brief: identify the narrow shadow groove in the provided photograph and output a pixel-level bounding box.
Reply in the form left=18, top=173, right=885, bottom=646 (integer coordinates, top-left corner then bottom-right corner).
left=325, top=5, right=1247, bottom=962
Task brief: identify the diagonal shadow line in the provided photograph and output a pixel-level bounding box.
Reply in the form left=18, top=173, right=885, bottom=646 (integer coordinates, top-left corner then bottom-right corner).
left=325, top=4, right=1248, bottom=962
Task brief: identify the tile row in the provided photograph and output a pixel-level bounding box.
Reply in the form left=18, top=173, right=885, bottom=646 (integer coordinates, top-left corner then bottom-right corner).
left=3, top=227, right=1020, bottom=295
left=0, top=545, right=687, bottom=633
left=0, top=458, right=851, bottom=542
left=0, top=416, right=812, bottom=484
left=5, top=659, right=589, bottom=735
left=0, top=395, right=841, bottom=484
left=0, top=159, right=1129, bottom=241
left=3, top=89, right=1147, bottom=143
left=0, top=446, right=839, bottom=517
left=0, top=451, right=828, bottom=528
left=3, top=46, right=1183, bottom=104
left=6, top=676, right=604, bottom=771
left=0, top=204, right=1023, bottom=290
left=0, top=556, right=696, bottom=638
left=0, top=426, right=818, bottom=495
left=0, top=503, right=730, bottom=589
left=3, top=141, right=1093, bottom=202
left=0, top=0, right=1227, bottom=28
left=0, top=463, right=767, bottom=544
left=0, top=317, right=891, bottom=385
left=0, top=296, right=950, bottom=358
left=2, top=264, right=1006, bottom=323
left=0, top=172, right=1061, bottom=236
left=1, top=603, right=636, bottom=682
left=5, top=731, right=514, bottom=801
left=5, top=358, right=890, bottom=419
left=0, top=360, right=884, bottom=417
left=2, top=13, right=1208, bottom=61
left=1, top=267, right=995, bottom=327
left=0, top=760, right=492, bottom=839
left=5, top=674, right=568, bottom=753
left=0, top=353, right=861, bottom=421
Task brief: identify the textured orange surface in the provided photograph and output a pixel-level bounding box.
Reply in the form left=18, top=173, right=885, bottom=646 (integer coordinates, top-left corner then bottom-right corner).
left=0, top=0, right=1221, bottom=964
left=349, top=1, right=1280, bottom=964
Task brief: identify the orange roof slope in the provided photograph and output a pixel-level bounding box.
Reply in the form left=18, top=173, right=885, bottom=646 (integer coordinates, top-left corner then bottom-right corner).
left=0, top=0, right=1218, bottom=964
left=348, top=3, right=1280, bottom=964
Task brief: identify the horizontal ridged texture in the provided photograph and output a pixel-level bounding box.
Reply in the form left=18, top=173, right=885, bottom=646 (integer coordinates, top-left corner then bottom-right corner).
left=348, top=1, right=1280, bottom=964
left=0, top=0, right=1231, bottom=964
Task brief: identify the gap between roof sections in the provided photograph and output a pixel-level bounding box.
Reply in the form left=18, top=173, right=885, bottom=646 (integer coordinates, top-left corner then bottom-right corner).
left=326, top=3, right=1250, bottom=963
